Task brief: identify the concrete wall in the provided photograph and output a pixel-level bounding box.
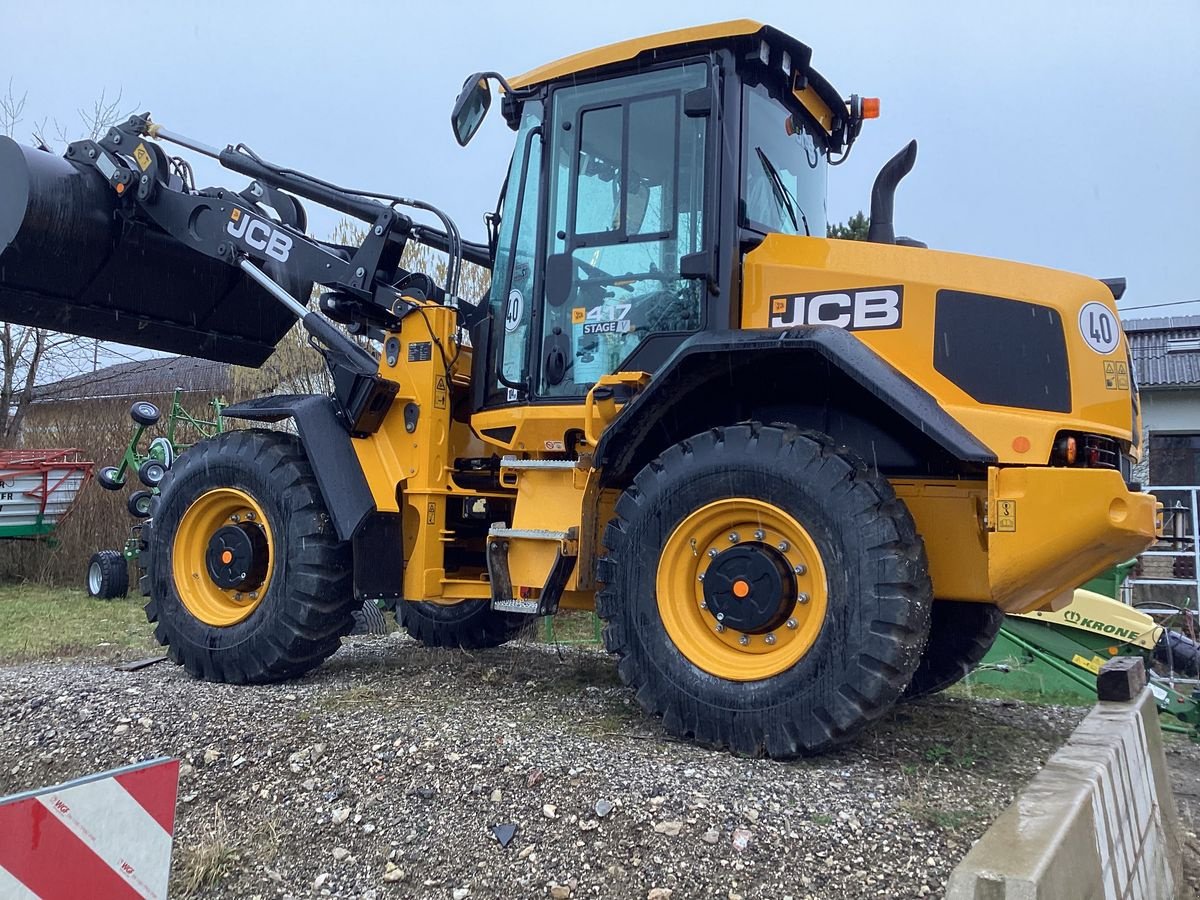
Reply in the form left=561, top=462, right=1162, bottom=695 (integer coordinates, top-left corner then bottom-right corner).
left=946, top=689, right=1182, bottom=899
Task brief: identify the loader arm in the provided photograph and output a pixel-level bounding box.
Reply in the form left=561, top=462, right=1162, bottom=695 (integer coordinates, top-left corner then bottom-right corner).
left=5, top=112, right=488, bottom=435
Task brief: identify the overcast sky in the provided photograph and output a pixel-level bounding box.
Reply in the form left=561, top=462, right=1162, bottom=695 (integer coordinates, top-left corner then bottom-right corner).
left=3, top=0, right=1197, bottom=328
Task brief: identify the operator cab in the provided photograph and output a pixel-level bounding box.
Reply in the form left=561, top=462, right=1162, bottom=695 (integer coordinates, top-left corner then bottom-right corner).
left=454, top=21, right=869, bottom=414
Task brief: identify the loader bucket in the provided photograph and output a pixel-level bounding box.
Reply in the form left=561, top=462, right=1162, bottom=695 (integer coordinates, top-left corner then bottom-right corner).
left=0, top=137, right=300, bottom=367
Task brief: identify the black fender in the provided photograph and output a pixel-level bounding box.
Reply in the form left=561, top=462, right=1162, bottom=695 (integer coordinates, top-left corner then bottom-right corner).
left=222, top=394, right=375, bottom=541
left=594, top=327, right=997, bottom=485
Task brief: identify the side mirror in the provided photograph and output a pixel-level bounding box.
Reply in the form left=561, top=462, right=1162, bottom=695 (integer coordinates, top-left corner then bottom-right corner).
left=452, top=74, right=492, bottom=147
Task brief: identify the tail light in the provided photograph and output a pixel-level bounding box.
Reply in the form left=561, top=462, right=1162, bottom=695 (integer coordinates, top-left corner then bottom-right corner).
left=1050, top=432, right=1120, bottom=469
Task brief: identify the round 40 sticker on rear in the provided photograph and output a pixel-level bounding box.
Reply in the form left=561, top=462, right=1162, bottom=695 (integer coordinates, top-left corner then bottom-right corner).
left=1079, top=301, right=1119, bottom=354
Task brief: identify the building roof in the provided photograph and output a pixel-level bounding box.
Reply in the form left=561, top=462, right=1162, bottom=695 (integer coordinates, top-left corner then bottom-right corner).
left=28, top=356, right=231, bottom=404
left=1125, top=315, right=1200, bottom=389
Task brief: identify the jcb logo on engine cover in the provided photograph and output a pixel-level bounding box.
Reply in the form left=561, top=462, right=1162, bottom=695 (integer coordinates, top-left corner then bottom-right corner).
left=769, top=286, right=903, bottom=331
left=227, top=210, right=293, bottom=263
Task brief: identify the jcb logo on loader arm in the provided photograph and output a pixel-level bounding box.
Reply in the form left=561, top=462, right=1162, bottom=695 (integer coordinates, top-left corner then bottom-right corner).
left=227, top=209, right=293, bottom=263
left=769, top=286, right=903, bottom=331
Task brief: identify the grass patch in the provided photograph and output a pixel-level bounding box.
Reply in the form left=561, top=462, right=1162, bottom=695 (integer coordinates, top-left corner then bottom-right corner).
left=0, top=581, right=157, bottom=662
left=904, top=801, right=987, bottom=832
left=176, top=805, right=240, bottom=897
left=539, top=610, right=603, bottom=645
left=946, top=679, right=1094, bottom=708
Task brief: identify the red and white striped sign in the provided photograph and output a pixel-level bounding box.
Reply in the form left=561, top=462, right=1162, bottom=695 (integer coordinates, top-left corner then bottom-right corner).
left=0, top=758, right=178, bottom=899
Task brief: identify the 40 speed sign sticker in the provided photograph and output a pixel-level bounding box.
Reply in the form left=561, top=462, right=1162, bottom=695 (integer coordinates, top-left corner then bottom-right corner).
left=1079, top=301, right=1119, bottom=354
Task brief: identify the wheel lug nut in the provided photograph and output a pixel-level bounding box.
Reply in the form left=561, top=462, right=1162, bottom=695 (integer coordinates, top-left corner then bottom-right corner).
left=786, top=618, right=798, bottom=629
left=249, top=591, right=258, bottom=600
left=754, top=529, right=765, bottom=541
left=765, top=633, right=777, bottom=645
left=707, top=548, right=719, bottom=559
left=700, top=601, right=708, bottom=610
left=794, top=564, right=806, bottom=575
left=715, top=623, right=726, bottom=633
left=738, top=634, right=749, bottom=646
left=728, top=532, right=740, bottom=544
left=697, top=572, right=705, bottom=582
left=777, top=540, right=789, bottom=552
left=798, top=593, right=809, bottom=604
left=716, top=612, right=725, bottom=621
left=230, top=514, right=240, bottom=523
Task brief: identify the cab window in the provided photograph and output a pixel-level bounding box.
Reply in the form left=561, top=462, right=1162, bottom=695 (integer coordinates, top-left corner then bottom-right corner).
left=741, top=82, right=828, bottom=237
left=539, top=62, right=708, bottom=397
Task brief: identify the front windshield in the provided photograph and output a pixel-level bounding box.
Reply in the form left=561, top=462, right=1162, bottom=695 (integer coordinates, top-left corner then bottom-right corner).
left=741, top=82, right=828, bottom=236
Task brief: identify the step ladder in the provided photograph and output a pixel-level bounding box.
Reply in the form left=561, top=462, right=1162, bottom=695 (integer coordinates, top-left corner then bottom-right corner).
left=487, top=456, right=580, bottom=615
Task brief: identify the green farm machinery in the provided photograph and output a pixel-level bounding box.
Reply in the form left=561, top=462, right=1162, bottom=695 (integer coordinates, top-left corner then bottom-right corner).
left=967, top=567, right=1200, bottom=738
left=87, top=391, right=224, bottom=599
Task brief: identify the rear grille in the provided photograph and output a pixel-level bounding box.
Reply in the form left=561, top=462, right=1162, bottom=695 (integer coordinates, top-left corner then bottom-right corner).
left=1050, top=431, right=1121, bottom=470
left=1081, top=434, right=1120, bottom=469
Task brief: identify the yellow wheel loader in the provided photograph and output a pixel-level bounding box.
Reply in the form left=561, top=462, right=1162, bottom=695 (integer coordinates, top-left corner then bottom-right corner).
left=0, top=21, right=1159, bottom=756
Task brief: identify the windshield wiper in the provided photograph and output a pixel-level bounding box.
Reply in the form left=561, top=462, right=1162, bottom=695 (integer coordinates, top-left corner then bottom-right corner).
left=755, top=147, right=810, bottom=236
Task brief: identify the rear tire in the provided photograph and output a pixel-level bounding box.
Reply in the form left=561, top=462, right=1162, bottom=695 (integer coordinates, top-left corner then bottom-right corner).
left=398, top=599, right=530, bottom=649
left=902, top=600, right=1006, bottom=700
left=144, top=429, right=355, bottom=683
left=87, top=550, right=128, bottom=599
left=598, top=424, right=933, bottom=758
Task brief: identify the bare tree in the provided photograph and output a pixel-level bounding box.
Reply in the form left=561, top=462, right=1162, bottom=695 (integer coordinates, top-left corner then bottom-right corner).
left=0, top=82, right=133, bottom=447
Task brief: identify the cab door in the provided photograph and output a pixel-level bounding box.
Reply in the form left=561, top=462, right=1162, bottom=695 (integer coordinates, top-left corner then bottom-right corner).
left=476, top=60, right=712, bottom=416
left=536, top=61, right=711, bottom=400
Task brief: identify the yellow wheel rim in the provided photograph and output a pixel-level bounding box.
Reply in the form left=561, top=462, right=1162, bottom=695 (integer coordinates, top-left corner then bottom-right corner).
left=172, top=487, right=274, bottom=627
left=655, top=498, right=828, bottom=681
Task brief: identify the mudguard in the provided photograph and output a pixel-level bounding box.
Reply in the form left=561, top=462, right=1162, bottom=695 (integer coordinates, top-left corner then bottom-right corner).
left=222, top=395, right=375, bottom=541
left=595, top=326, right=997, bottom=481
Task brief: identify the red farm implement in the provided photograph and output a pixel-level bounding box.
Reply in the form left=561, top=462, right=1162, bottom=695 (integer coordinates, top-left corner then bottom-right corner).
left=0, top=449, right=93, bottom=540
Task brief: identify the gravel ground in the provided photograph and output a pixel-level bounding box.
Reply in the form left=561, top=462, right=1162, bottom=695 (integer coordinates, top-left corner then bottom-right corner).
left=1165, top=734, right=1200, bottom=896
left=0, top=634, right=1106, bottom=899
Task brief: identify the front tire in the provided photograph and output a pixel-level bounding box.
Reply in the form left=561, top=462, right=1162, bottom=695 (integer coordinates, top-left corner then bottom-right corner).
left=144, top=429, right=354, bottom=683
left=902, top=600, right=1006, bottom=700
left=598, top=424, right=933, bottom=758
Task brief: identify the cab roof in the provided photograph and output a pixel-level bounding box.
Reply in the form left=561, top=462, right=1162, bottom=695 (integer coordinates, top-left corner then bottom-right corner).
left=508, top=20, right=847, bottom=139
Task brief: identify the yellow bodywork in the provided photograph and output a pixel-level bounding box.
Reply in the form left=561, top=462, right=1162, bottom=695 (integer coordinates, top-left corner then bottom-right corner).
left=351, top=239, right=1158, bottom=615
left=743, top=235, right=1139, bottom=462
left=510, top=19, right=763, bottom=90
left=740, top=236, right=1157, bottom=611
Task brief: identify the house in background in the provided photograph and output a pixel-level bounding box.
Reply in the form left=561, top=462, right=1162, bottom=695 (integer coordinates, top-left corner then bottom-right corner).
left=1125, top=315, right=1200, bottom=604
left=26, top=356, right=231, bottom=412
left=1125, top=315, right=1200, bottom=486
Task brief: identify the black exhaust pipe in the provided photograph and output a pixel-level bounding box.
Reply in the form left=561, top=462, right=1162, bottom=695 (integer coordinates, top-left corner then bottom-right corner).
left=867, top=140, right=917, bottom=245
left=0, top=137, right=296, bottom=367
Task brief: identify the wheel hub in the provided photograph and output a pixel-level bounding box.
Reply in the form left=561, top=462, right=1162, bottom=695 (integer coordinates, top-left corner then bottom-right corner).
left=205, top=523, right=268, bottom=591
left=173, top=487, right=275, bottom=627
left=655, top=498, right=830, bottom=682
left=702, top=544, right=795, bottom=634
